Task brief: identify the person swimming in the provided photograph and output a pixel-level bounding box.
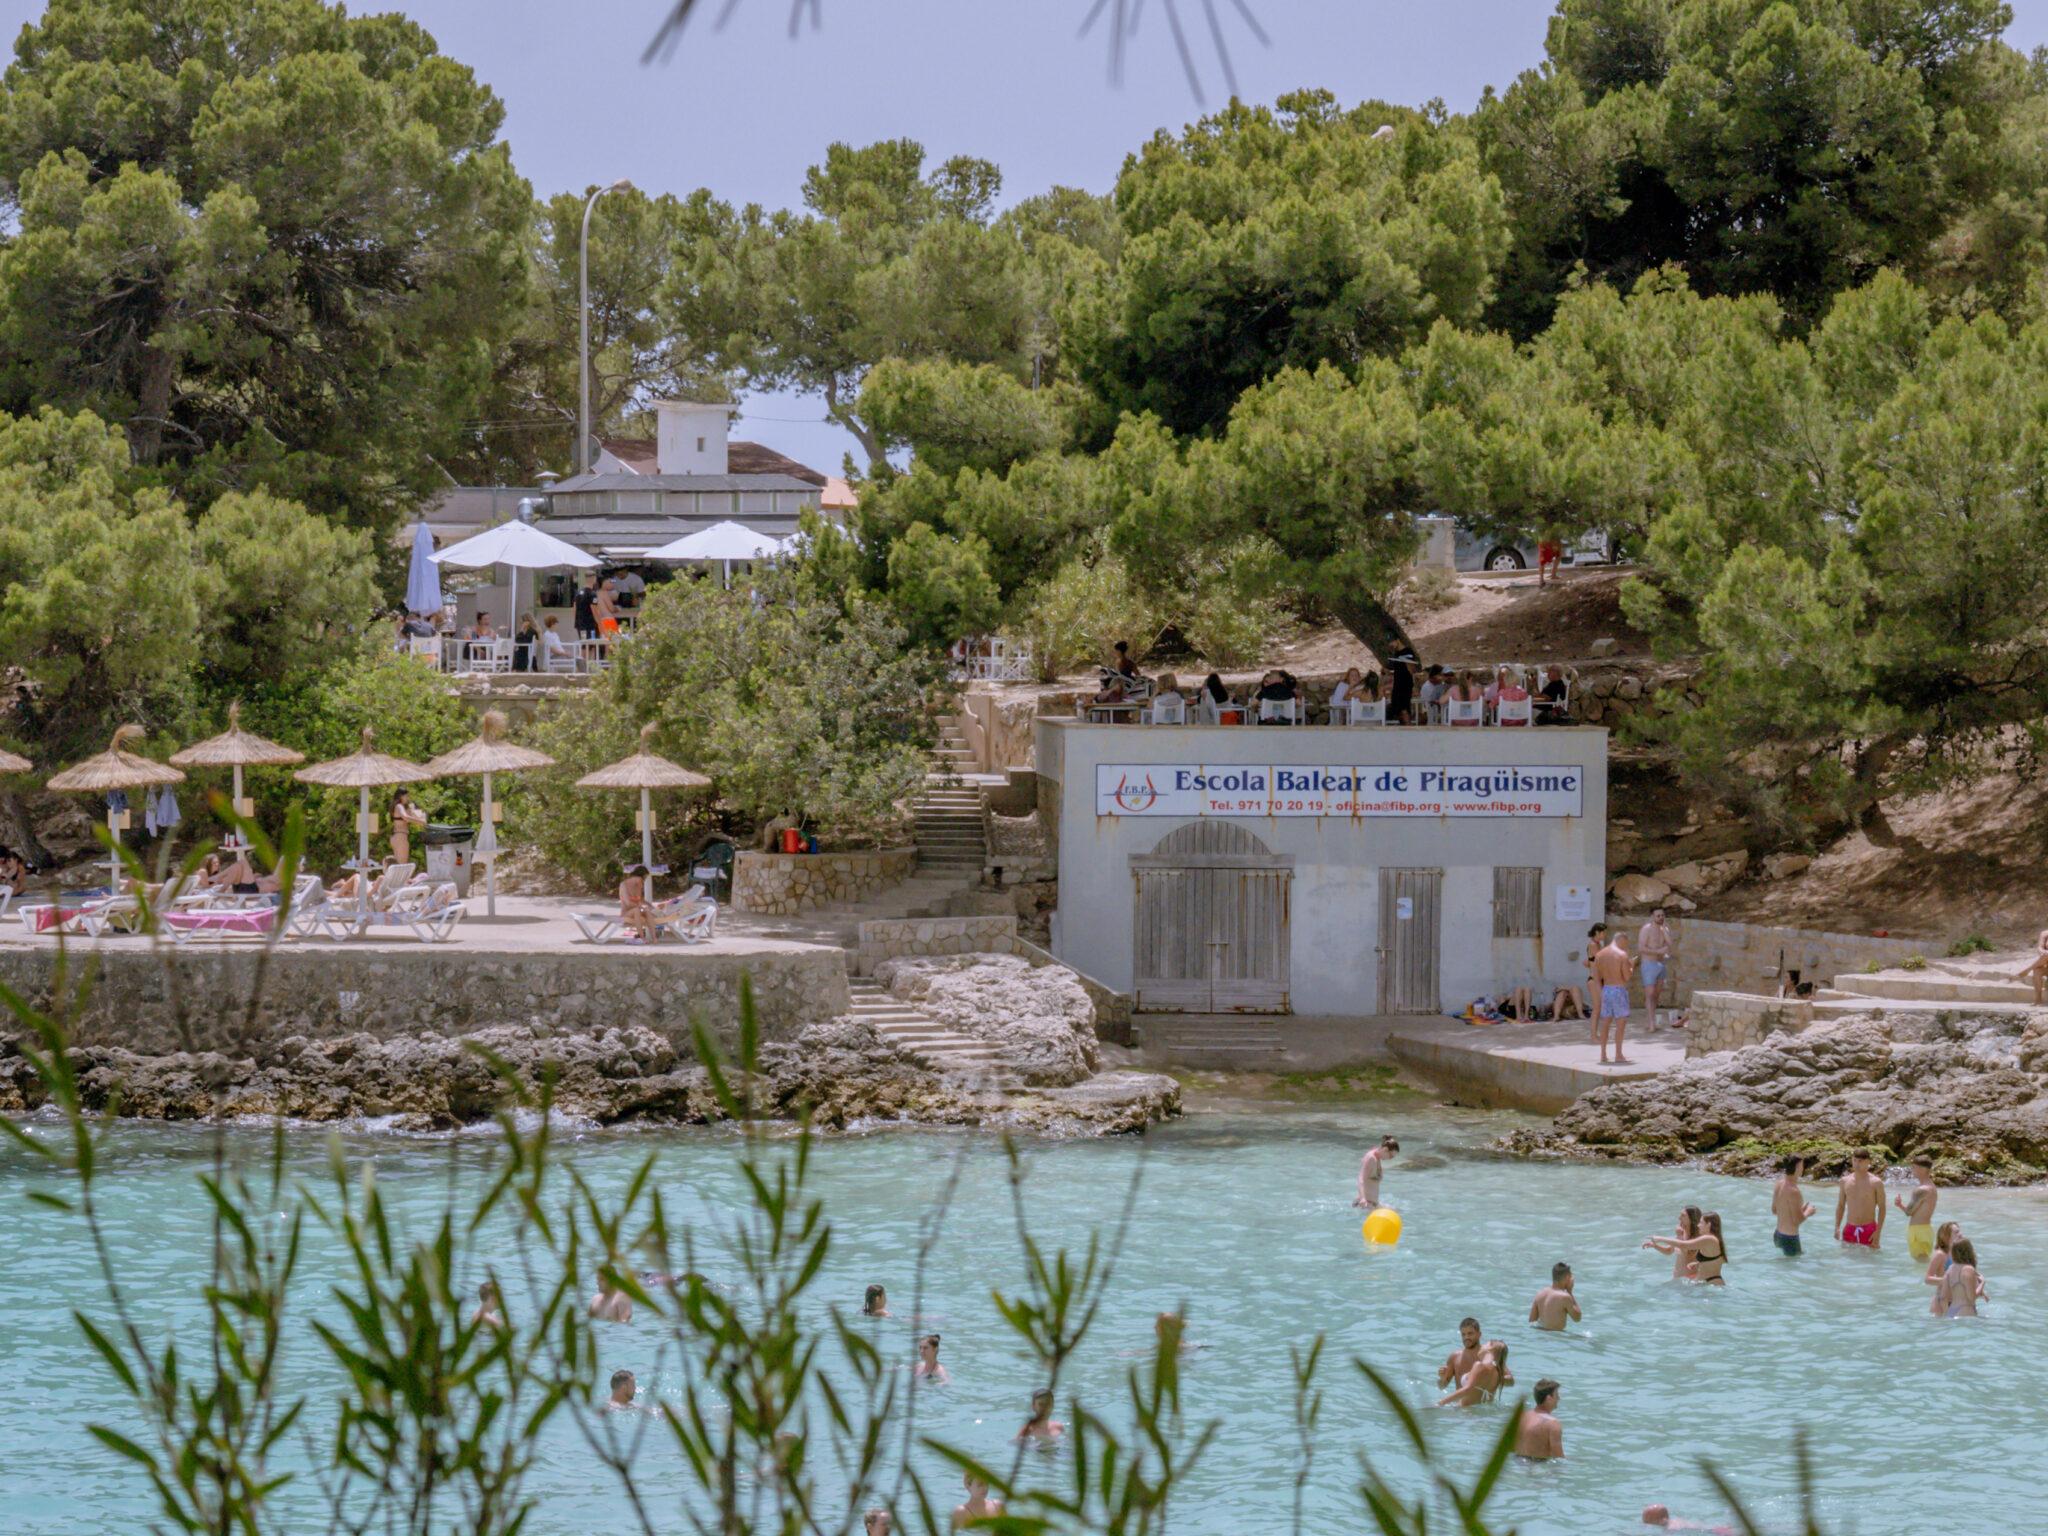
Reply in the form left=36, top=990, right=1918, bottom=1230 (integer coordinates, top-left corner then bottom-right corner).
left=914, top=1333, right=950, bottom=1384
left=1019, top=1388, right=1065, bottom=1442
left=1922, top=1221, right=1961, bottom=1314
left=1529, top=1262, right=1582, bottom=1330
left=588, top=1271, right=633, bottom=1322
left=1642, top=1207, right=1704, bottom=1280
left=951, top=1471, right=1004, bottom=1530
left=862, top=1284, right=891, bottom=1317
left=471, top=1279, right=505, bottom=1331
left=1643, top=1211, right=1727, bottom=1283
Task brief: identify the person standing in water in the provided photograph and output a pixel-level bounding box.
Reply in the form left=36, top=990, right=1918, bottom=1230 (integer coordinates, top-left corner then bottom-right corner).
left=1772, top=1155, right=1817, bottom=1256
left=1644, top=1212, right=1728, bottom=1284
left=951, top=1473, right=1004, bottom=1530
left=1019, top=1388, right=1064, bottom=1442
left=1437, top=1341, right=1509, bottom=1407
left=1922, top=1222, right=1960, bottom=1312
left=1895, top=1156, right=1939, bottom=1260
left=1834, top=1149, right=1886, bottom=1249
left=589, top=1271, right=633, bottom=1322
left=1529, top=1263, right=1582, bottom=1330
left=1514, top=1380, right=1564, bottom=1460
left=1937, top=1238, right=1984, bottom=1317
left=913, top=1333, right=950, bottom=1384
left=1592, top=931, right=1636, bottom=1065
left=1354, top=1135, right=1399, bottom=1209
left=472, top=1279, right=506, bottom=1331
left=1440, top=1317, right=1514, bottom=1390
left=861, top=1284, right=892, bottom=1317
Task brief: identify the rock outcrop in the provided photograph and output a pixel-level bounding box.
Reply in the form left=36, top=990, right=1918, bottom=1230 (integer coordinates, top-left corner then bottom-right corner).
left=1500, top=1007, right=2048, bottom=1182
left=0, top=1017, right=1179, bottom=1139
left=872, top=953, right=1100, bottom=1085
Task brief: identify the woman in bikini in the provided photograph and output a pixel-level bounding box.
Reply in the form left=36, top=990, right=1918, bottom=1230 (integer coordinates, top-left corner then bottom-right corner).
left=951, top=1473, right=1004, bottom=1530
left=1642, top=1207, right=1706, bottom=1280
left=1436, top=1340, right=1508, bottom=1407
left=1922, top=1221, right=1960, bottom=1313
left=913, top=1333, right=949, bottom=1384
left=1938, top=1238, right=1985, bottom=1317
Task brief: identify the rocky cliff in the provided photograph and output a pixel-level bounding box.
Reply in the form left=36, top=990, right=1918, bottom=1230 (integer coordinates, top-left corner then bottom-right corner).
left=1500, top=1006, right=2048, bottom=1184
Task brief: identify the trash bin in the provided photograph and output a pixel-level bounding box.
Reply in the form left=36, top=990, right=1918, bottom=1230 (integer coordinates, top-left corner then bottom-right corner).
left=421, top=823, right=477, bottom=898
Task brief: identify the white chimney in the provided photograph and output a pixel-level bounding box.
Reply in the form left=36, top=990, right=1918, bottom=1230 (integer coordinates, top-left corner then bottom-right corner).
left=655, top=401, right=734, bottom=476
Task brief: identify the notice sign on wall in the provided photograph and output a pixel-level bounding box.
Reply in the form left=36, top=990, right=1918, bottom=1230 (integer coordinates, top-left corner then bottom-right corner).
left=1095, top=764, right=1584, bottom=819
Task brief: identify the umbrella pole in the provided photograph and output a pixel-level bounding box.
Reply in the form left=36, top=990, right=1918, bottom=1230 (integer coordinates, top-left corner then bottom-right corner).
left=231, top=764, right=246, bottom=849
left=641, top=787, right=654, bottom=904
left=480, top=768, right=498, bottom=918
left=107, top=807, right=122, bottom=894
left=358, top=786, right=372, bottom=919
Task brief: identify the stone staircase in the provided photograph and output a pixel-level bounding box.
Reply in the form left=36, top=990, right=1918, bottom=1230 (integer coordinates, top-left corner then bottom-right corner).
left=1131, top=1016, right=1287, bottom=1061
left=848, top=978, right=1019, bottom=1083
left=913, top=781, right=987, bottom=878
left=930, top=713, right=978, bottom=777
left=1821, top=954, right=2039, bottom=1014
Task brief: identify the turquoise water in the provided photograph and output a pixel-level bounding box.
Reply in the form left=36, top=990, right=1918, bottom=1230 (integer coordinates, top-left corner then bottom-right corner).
left=4, top=1104, right=2045, bottom=1535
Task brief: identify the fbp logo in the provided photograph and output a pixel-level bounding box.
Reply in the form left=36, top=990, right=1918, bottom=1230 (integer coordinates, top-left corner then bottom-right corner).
left=1110, top=773, right=1159, bottom=813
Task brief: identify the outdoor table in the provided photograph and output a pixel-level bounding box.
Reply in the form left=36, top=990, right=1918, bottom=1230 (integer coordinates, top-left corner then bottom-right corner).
left=1087, top=701, right=1143, bottom=724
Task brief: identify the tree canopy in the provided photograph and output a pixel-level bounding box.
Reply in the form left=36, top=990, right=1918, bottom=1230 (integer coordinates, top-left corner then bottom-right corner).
left=0, top=0, right=529, bottom=534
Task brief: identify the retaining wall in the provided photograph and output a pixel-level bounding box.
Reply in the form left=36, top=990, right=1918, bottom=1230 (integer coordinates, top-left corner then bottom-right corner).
left=1666, top=919, right=1925, bottom=1003
left=0, top=944, right=848, bottom=1058
left=732, top=847, right=916, bottom=915
left=1683, top=989, right=1815, bottom=1057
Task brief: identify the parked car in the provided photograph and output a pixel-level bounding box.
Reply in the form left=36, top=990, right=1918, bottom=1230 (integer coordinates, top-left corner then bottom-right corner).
left=1451, top=525, right=1621, bottom=573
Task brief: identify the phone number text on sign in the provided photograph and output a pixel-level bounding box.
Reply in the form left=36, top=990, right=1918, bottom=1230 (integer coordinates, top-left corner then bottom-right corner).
left=1094, top=765, right=1583, bottom=819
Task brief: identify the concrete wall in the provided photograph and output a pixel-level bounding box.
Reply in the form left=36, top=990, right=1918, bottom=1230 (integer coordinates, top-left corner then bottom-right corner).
left=1664, top=919, right=1924, bottom=1003
left=1036, top=720, right=1608, bottom=1016
left=0, top=944, right=849, bottom=1058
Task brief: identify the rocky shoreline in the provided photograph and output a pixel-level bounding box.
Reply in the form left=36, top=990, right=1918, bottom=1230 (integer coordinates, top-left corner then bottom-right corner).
left=0, top=1017, right=1181, bottom=1139
left=1498, top=1005, right=2048, bottom=1185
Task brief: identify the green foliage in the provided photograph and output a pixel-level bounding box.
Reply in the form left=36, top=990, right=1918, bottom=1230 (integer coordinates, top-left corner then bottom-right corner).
left=0, top=0, right=531, bottom=533
left=1479, top=0, right=2035, bottom=334
left=1948, top=934, right=1993, bottom=956
left=243, top=649, right=479, bottom=865
left=1009, top=548, right=1164, bottom=682
left=1902, top=954, right=1929, bottom=970
left=1071, top=91, right=1510, bottom=437
left=859, top=356, right=1062, bottom=476
left=883, top=521, right=1002, bottom=652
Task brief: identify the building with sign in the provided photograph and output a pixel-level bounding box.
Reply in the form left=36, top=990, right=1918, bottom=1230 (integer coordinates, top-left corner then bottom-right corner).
left=1035, top=719, right=1609, bottom=1017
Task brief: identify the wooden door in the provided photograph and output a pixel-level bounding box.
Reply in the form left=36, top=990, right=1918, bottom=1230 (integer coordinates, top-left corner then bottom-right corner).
left=1132, top=823, right=1293, bottom=1013
left=1376, top=867, right=1442, bottom=1015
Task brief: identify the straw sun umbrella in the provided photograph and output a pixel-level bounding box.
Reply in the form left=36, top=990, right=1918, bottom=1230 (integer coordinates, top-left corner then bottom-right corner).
left=46, top=725, right=186, bottom=890
left=0, top=748, right=31, bottom=774
left=294, top=728, right=433, bottom=918
left=574, top=723, right=711, bottom=904
left=423, top=709, right=554, bottom=918
left=168, top=702, right=304, bottom=849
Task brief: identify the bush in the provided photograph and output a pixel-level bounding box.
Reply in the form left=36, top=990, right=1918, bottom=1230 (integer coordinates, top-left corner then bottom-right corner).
left=1902, top=954, right=1928, bottom=970
left=1947, top=934, right=1992, bottom=956
left=1009, top=548, right=1162, bottom=681
left=237, top=647, right=480, bottom=867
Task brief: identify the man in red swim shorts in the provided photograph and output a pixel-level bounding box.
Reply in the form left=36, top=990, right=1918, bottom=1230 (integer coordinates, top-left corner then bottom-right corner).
left=1537, top=538, right=1563, bottom=585
left=1834, top=1148, right=1885, bottom=1248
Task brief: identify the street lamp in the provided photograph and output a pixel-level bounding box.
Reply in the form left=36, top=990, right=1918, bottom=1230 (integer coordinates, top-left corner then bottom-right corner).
left=579, top=177, right=636, bottom=476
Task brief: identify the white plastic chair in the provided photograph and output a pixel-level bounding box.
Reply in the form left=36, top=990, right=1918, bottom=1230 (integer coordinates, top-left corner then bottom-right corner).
left=1495, top=696, right=1534, bottom=727
left=1445, top=698, right=1484, bottom=727
left=1257, top=697, right=1300, bottom=725
left=1342, top=699, right=1387, bottom=726
left=407, top=636, right=442, bottom=670
left=1145, top=696, right=1186, bottom=724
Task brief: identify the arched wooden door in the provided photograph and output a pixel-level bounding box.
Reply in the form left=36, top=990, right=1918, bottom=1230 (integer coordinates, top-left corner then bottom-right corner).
left=1130, top=821, right=1293, bottom=1013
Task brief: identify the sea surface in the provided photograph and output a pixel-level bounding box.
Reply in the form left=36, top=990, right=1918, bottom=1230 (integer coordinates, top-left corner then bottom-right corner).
left=2, top=1102, right=2042, bottom=1536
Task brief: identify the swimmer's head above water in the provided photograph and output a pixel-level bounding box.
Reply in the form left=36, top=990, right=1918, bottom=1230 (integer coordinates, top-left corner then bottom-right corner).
left=609, top=1369, right=635, bottom=1405
left=863, top=1284, right=887, bottom=1315
left=1459, top=1317, right=1481, bottom=1349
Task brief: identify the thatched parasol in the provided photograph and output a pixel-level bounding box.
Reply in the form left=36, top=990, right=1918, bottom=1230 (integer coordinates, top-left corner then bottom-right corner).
left=48, top=725, right=187, bottom=888
left=169, top=702, right=303, bottom=848
left=574, top=723, right=711, bottom=902
left=295, top=728, right=433, bottom=915
left=423, top=710, right=555, bottom=917
left=0, top=748, right=31, bottom=774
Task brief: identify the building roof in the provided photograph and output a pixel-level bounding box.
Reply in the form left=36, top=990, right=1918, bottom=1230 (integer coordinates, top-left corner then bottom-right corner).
left=547, top=470, right=823, bottom=494
left=822, top=475, right=858, bottom=510
left=592, top=435, right=828, bottom=487
left=535, top=512, right=804, bottom=558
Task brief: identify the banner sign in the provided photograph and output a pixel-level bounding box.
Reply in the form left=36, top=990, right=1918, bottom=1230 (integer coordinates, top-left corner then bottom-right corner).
left=1095, top=764, right=1583, bottom=819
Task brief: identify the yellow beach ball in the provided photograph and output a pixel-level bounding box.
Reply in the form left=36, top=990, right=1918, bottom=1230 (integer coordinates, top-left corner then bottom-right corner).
left=1363, top=1208, right=1403, bottom=1246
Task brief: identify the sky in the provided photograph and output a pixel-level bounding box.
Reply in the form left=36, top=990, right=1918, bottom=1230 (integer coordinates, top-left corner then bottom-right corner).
left=8, top=0, right=2048, bottom=472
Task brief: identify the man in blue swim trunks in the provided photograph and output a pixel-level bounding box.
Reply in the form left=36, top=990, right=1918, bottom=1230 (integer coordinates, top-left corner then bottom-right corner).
left=1591, top=931, right=1636, bottom=1065
left=1637, top=909, right=1673, bottom=1027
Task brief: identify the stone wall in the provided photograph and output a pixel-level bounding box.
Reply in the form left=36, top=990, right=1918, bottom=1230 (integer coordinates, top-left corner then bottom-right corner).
left=1684, top=989, right=1815, bottom=1057
left=732, top=847, right=916, bottom=915
left=855, top=914, right=1133, bottom=1039
left=0, top=944, right=849, bottom=1058
left=1667, top=919, right=1924, bottom=1003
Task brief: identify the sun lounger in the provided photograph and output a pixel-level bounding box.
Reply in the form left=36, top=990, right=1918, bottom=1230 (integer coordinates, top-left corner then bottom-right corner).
left=573, top=886, right=717, bottom=945
left=30, top=894, right=143, bottom=937
left=336, top=881, right=465, bottom=942
left=163, top=906, right=279, bottom=944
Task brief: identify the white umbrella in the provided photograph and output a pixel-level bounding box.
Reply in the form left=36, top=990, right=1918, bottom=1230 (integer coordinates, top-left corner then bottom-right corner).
left=645, top=520, right=783, bottom=588
left=432, top=520, right=599, bottom=644
left=405, top=522, right=442, bottom=616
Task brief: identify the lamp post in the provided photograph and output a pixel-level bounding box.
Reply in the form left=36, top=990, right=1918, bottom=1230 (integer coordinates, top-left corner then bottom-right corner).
left=579, top=177, right=636, bottom=476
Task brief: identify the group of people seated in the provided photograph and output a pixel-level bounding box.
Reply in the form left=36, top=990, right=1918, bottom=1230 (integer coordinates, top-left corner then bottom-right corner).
left=394, top=610, right=579, bottom=674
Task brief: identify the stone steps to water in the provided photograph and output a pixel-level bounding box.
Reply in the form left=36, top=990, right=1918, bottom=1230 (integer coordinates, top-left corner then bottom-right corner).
left=847, top=981, right=1020, bottom=1084
left=1136, top=1020, right=1286, bottom=1056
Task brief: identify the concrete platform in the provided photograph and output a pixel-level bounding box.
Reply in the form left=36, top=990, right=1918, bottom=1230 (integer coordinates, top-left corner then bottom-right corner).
left=1385, top=1014, right=1684, bottom=1113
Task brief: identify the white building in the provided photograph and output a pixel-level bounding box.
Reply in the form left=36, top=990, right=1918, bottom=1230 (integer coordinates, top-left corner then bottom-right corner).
left=1036, top=720, right=1609, bottom=1017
